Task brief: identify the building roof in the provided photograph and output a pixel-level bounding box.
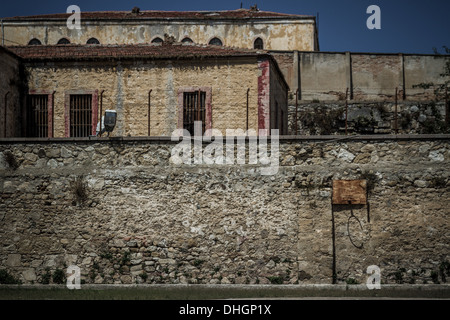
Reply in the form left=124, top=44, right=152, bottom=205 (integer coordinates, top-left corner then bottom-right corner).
left=5, top=42, right=289, bottom=90
left=6, top=43, right=269, bottom=61
left=2, top=8, right=314, bottom=21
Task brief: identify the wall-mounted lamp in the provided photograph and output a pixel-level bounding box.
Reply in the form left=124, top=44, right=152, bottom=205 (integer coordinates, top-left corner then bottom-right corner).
left=97, top=110, right=117, bottom=137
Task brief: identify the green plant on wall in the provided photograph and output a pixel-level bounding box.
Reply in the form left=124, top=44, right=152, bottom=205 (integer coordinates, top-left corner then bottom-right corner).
left=3, top=150, right=20, bottom=170
left=301, top=105, right=344, bottom=135
left=71, top=175, right=88, bottom=206
left=0, top=269, right=21, bottom=284
left=40, top=268, right=52, bottom=284
left=52, top=269, right=66, bottom=284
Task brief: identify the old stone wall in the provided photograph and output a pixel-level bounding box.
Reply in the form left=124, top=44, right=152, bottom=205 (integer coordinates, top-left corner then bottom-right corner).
left=288, top=101, right=449, bottom=135
left=0, top=136, right=448, bottom=285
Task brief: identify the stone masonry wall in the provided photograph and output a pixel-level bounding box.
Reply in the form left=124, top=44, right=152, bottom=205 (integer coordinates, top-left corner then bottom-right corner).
left=288, top=101, right=449, bottom=135
left=26, top=57, right=261, bottom=138
left=0, top=136, right=449, bottom=285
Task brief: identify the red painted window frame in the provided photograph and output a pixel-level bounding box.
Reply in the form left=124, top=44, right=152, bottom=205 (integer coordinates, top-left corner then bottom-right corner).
left=27, top=90, right=54, bottom=138
left=177, top=87, right=212, bottom=136
left=257, top=58, right=270, bottom=134
left=64, top=90, right=99, bottom=137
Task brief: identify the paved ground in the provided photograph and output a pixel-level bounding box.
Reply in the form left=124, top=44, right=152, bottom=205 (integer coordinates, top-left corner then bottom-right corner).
left=1, top=283, right=449, bottom=299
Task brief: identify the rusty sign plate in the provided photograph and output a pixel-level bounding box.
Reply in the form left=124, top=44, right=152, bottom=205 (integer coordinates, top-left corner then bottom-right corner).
left=332, top=180, right=367, bottom=205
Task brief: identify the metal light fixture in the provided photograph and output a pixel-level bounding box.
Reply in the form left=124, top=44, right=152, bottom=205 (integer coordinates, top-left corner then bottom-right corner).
left=97, top=109, right=117, bottom=137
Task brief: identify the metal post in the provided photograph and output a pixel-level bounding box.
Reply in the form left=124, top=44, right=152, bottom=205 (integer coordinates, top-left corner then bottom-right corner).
left=345, top=88, right=348, bottom=135
left=295, top=89, right=298, bottom=135
left=446, top=86, right=448, bottom=127
left=197, top=89, right=201, bottom=133
left=331, top=204, right=337, bottom=284
left=148, top=89, right=152, bottom=136
left=51, top=91, right=55, bottom=138
left=246, top=88, right=250, bottom=132
left=395, top=87, right=398, bottom=134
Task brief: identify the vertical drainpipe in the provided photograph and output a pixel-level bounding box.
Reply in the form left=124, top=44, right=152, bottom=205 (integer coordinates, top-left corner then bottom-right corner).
left=331, top=203, right=337, bottom=284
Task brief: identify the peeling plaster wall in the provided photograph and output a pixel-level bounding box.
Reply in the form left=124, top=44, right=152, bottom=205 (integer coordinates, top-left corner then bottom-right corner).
left=3, top=20, right=316, bottom=51
left=290, top=52, right=450, bottom=102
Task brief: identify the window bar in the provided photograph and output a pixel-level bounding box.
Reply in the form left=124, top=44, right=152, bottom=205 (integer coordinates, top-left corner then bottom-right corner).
left=44, top=95, right=48, bottom=137
left=82, top=95, right=85, bottom=137
left=39, top=95, right=42, bottom=137
left=51, top=92, right=55, bottom=138
left=81, top=95, right=84, bottom=137
left=40, top=95, right=43, bottom=137
left=88, top=94, right=92, bottom=136
left=73, top=95, right=76, bottom=137
left=81, top=95, right=83, bottom=136
left=42, top=95, right=47, bottom=137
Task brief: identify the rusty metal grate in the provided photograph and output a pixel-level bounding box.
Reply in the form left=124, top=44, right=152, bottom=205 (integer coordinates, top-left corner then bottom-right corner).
left=183, top=91, right=206, bottom=135
left=27, top=94, right=48, bottom=137
left=70, top=94, right=92, bottom=137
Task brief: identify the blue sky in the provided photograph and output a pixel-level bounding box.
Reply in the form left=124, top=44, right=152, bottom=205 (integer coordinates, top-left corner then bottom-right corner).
left=1, top=0, right=449, bottom=54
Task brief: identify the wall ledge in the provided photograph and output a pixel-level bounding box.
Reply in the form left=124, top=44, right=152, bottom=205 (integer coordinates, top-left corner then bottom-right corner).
left=1, top=134, right=449, bottom=144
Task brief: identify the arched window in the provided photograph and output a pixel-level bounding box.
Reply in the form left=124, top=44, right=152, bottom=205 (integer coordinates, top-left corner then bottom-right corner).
left=208, top=37, right=223, bottom=46
left=57, top=38, right=70, bottom=45
left=254, top=37, right=264, bottom=50
left=151, top=37, right=163, bottom=44
left=28, top=38, right=42, bottom=45
left=181, top=37, right=193, bottom=44
left=86, top=38, right=100, bottom=45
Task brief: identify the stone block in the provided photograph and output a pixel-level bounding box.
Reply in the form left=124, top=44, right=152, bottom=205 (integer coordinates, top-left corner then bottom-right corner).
left=6, top=254, right=21, bottom=267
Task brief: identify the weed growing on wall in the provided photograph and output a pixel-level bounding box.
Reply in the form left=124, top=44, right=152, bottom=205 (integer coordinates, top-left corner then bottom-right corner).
left=71, top=175, right=88, bottom=206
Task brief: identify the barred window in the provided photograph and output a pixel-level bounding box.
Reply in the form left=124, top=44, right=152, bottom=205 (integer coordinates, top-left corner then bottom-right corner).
left=183, top=91, right=206, bottom=135
left=27, top=94, right=50, bottom=137
left=69, top=94, right=93, bottom=137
